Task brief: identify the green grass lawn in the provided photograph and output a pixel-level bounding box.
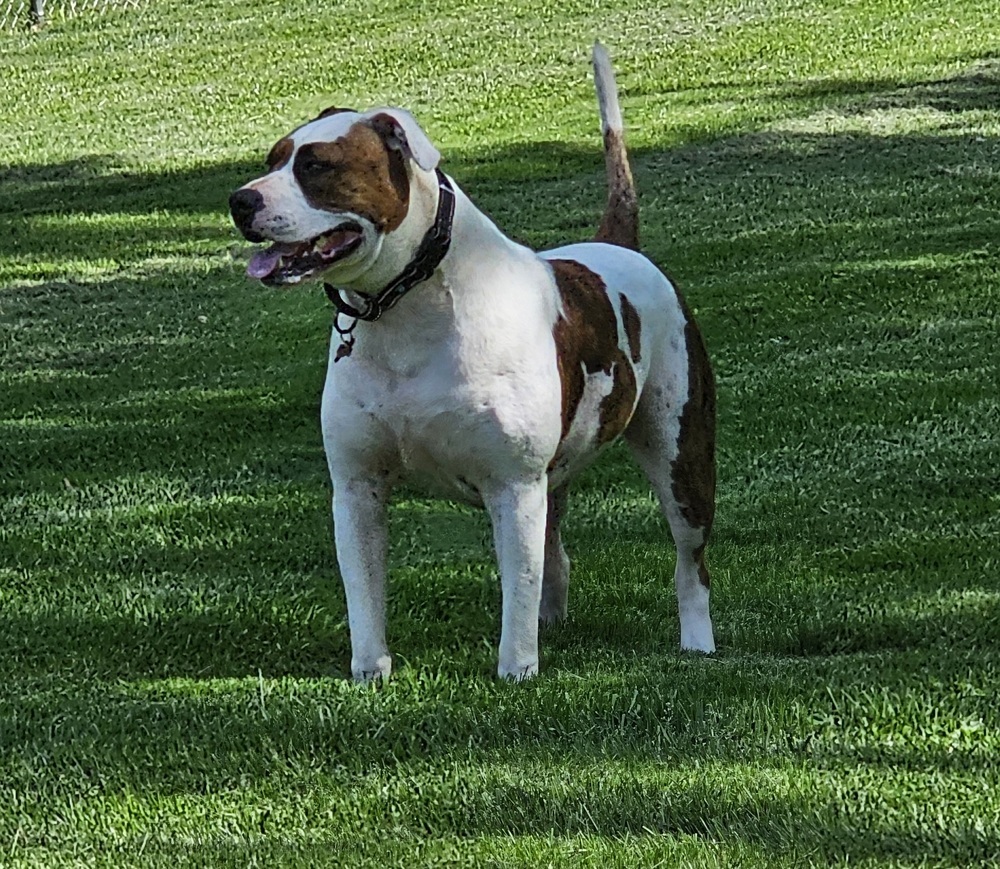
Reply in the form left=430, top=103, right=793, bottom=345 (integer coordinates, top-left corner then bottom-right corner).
left=2, top=0, right=999, bottom=865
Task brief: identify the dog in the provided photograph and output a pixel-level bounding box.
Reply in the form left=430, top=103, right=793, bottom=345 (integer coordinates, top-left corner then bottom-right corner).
left=229, top=44, right=716, bottom=680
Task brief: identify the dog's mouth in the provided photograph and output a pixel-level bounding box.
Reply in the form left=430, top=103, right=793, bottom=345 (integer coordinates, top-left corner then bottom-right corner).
left=246, top=222, right=364, bottom=285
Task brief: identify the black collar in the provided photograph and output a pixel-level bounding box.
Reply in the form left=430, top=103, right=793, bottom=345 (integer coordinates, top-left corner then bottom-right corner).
left=324, top=169, right=456, bottom=323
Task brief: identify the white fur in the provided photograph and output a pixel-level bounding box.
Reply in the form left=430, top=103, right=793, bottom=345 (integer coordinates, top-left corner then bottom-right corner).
left=592, top=42, right=623, bottom=136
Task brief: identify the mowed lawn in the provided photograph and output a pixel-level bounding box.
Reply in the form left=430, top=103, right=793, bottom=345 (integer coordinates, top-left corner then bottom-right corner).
left=2, top=0, right=999, bottom=865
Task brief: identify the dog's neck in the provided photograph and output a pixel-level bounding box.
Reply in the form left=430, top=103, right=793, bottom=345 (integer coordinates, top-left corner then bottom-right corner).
left=326, top=170, right=455, bottom=325
left=328, top=177, right=535, bottom=371
left=336, top=166, right=448, bottom=299
left=336, top=169, right=526, bottom=315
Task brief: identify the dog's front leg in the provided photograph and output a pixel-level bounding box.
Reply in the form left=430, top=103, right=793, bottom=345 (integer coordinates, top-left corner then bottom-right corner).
left=484, top=477, right=548, bottom=680
left=333, top=478, right=392, bottom=682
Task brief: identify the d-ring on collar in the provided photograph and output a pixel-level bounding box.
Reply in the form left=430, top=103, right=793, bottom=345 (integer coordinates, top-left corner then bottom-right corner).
left=325, top=169, right=456, bottom=361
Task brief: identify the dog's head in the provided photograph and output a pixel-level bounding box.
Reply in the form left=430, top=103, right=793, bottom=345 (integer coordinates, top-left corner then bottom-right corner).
left=229, top=107, right=441, bottom=288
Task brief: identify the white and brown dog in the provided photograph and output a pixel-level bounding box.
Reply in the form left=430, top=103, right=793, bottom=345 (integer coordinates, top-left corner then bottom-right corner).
left=230, top=44, right=716, bottom=680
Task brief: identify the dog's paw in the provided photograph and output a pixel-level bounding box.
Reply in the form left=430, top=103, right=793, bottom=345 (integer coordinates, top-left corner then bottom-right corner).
left=498, top=660, right=539, bottom=681
left=352, top=655, right=392, bottom=684
left=680, top=634, right=716, bottom=654
left=538, top=602, right=568, bottom=626
left=680, top=620, right=716, bottom=654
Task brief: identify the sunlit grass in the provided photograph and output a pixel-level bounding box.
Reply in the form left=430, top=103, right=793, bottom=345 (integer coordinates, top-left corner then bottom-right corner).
left=2, top=0, right=999, bottom=865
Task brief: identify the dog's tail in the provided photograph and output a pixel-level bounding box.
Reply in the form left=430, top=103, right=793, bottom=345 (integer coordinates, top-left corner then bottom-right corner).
left=592, top=42, right=639, bottom=250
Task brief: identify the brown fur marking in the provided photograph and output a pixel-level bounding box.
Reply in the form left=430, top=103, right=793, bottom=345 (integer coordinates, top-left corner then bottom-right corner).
left=266, top=137, right=293, bottom=172
left=672, top=290, right=716, bottom=588
left=619, top=293, right=641, bottom=363
left=294, top=124, right=410, bottom=232
left=550, top=260, right=637, bottom=451
left=693, top=543, right=710, bottom=588
left=594, top=129, right=639, bottom=250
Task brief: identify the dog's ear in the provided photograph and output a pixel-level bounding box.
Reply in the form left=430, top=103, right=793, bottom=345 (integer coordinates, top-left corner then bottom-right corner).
left=315, top=105, right=355, bottom=120
left=364, top=108, right=440, bottom=172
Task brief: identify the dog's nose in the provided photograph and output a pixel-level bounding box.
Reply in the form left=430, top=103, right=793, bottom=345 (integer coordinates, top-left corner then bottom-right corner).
left=229, top=187, right=265, bottom=239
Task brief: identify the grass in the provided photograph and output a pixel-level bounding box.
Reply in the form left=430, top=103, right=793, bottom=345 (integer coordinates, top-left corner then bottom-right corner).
left=2, top=0, right=999, bottom=865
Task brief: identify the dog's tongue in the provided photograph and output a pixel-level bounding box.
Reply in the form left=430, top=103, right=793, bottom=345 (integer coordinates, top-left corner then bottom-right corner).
left=247, top=243, right=300, bottom=279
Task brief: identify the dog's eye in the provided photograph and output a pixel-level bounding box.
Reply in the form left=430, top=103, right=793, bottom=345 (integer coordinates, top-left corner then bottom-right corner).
left=299, top=155, right=337, bottom=175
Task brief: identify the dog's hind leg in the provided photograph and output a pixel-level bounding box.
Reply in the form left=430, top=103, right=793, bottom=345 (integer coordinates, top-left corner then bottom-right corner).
left=624, top=301, right=717, bottom=653
left=540, top=484, right=570, bottom=624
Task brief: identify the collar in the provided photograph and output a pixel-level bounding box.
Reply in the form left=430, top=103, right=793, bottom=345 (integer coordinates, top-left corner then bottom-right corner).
left=324, top=168, right=456, bottom=324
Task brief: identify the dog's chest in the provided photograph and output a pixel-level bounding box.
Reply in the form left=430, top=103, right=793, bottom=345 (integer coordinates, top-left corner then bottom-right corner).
left=324, top=340, right=563, bottom=503
left=389, top=380, right=506, bottom=500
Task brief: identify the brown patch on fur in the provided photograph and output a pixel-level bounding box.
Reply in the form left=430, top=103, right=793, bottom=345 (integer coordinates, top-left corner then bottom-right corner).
left=594, top=129, right=639, bottom=250
left=550, top=260, right=637, bottom=452
left=294, top=124, right=410, bottom=232
left=619, top=293, right=641, bottom=363
left=265, top=137, right=293, bottom=172
left=672, top=289, right=716, bottom=588
left=694, top=543, right=711, bottom=589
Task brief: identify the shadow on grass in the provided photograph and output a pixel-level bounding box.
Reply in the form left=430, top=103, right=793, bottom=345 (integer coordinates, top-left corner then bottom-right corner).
left=4, top=470, right=998, bottom=677
left=3, top=57, right=997, bottom=661
left=2, top=57, right=995, bottom=595
left=769, top=57, right=1000, bottom=111
left=2, top=58, right=999, bottom=261
left=2, top=155, right=258, bottom=218
left=156, top=823, right=1000, bottom=868
left=3, top=123, right=997, bottom=265
left=2, top=60, right=999, bottom=862
left=5, top=630, right=999, bottom=862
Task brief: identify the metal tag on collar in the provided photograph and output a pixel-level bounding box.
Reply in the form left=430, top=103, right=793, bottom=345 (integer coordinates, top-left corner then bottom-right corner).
left=332, top=311, right=359, bottom=362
